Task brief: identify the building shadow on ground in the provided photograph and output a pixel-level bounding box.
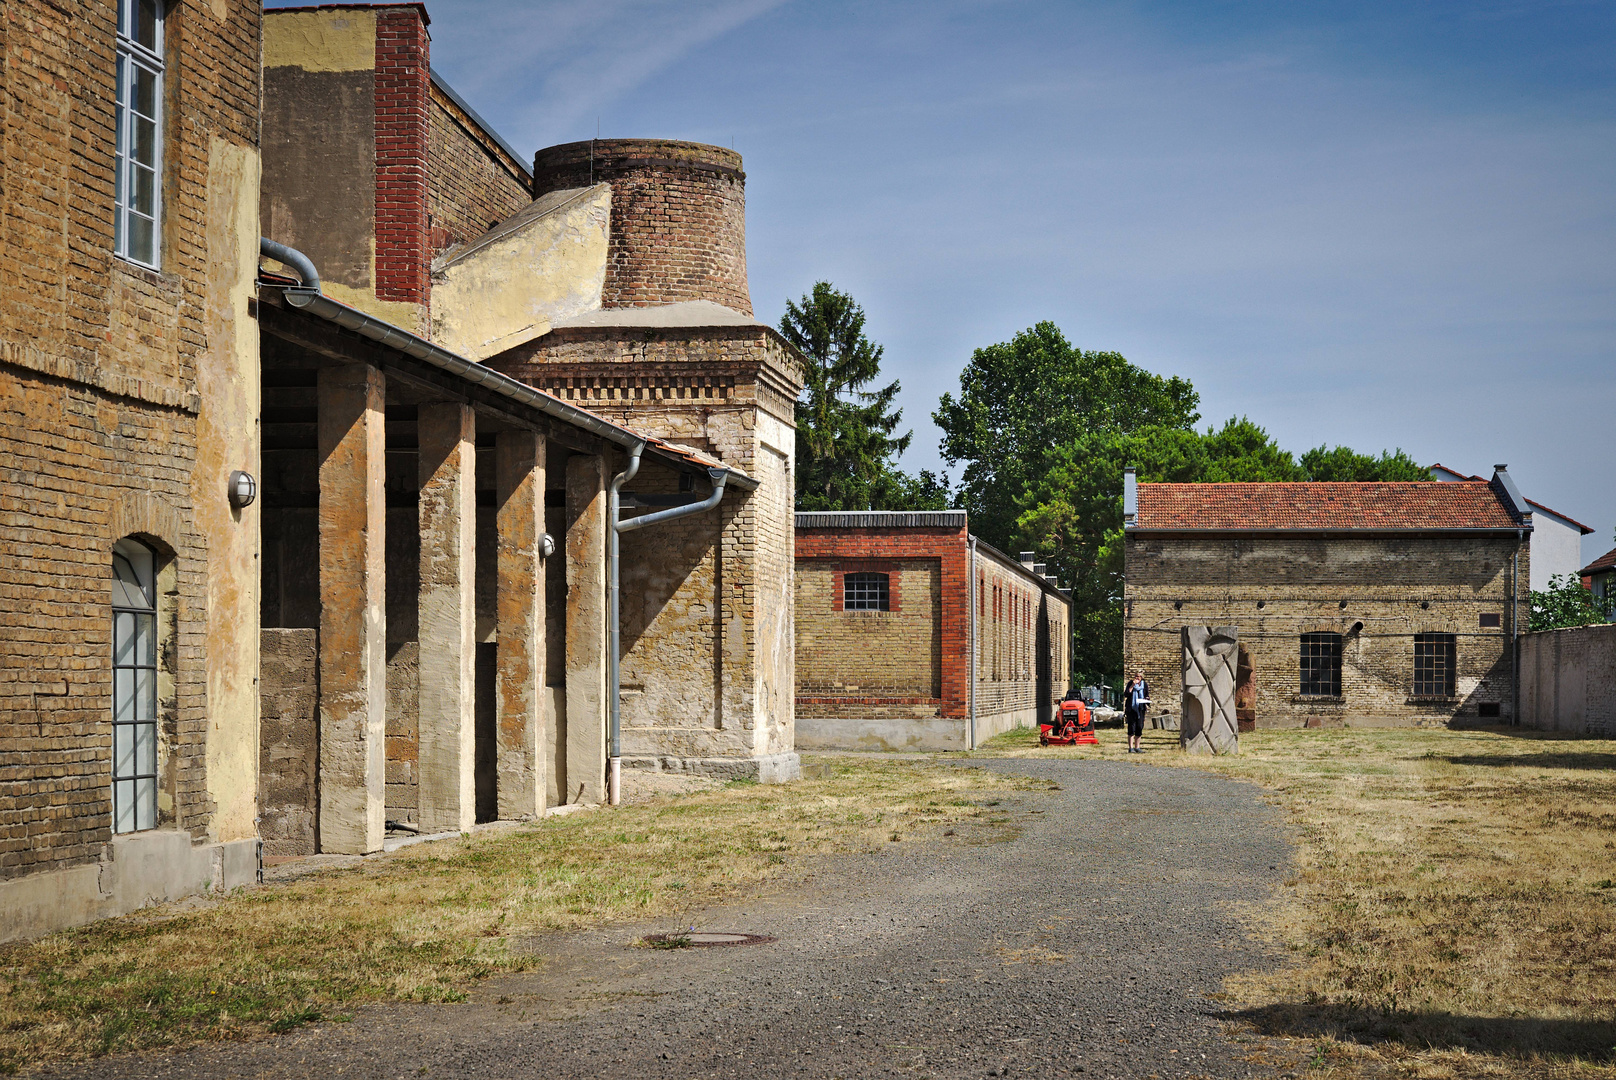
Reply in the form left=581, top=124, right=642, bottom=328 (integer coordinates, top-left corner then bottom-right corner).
left=1223, top=1003, right=1616, bottom=1063
left=1445, top=751, right=1616, bottom=770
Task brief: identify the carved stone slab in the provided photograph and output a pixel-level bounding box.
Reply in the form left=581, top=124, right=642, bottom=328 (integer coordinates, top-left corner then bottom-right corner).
left=1181, top=626, right=1239, bottom=755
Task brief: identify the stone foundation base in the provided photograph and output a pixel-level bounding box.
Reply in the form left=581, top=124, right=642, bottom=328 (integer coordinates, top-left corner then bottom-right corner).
left=620, top=752, right=801, bottom=784
left=0, top=832, right=260, bottom=944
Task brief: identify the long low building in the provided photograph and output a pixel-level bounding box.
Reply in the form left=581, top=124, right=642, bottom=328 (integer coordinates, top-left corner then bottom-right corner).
left=794, top=511, right=1072, bottom=751
left=1122, top=468, right=1533, bottom=728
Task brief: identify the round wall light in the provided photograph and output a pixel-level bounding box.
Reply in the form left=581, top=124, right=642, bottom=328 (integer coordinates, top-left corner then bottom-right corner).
left=538, top=532, right=556, bottom=558
left=228, top=470, right=257, bottom=509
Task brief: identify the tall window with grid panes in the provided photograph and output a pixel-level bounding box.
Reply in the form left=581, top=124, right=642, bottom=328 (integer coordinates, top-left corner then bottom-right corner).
left=115, top=0, right=163, bottom=268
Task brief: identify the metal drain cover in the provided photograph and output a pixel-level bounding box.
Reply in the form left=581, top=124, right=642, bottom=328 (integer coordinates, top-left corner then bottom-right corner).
left=644, top=932, right=776, bottom=948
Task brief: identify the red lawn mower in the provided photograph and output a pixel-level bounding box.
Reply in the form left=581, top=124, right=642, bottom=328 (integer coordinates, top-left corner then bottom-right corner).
left=1040, top=696, right=1098, bottom=746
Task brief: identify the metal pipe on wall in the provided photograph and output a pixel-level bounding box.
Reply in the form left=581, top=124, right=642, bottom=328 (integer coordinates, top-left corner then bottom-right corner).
left=968, top=536, right=978, bottom=751
left=1508, top=526, right=1528, bottom=727
left=607, top=449, right=730, bottom=804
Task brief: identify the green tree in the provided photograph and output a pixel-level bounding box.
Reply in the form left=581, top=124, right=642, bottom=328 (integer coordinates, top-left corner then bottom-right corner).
left=1201, top=417, right=1305, bottom=481
left=934, top=321, right=1199, bottom=552
left=1530, top=574, right=1612, bottom=632
left=780, top=283, right=913, bottom=511
left=1012, top=420, right=1302, bottom=683
left=1300, top=444, right=1427, bottom=481
left=869, top=468, right=953, bottom=512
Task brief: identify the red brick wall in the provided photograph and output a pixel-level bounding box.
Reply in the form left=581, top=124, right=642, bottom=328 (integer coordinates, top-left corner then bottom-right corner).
left=374, top=9, right=430, bottom=304
left=532, top=140, right=752, bottom=315
left=796, top=527, right=970, bottom=718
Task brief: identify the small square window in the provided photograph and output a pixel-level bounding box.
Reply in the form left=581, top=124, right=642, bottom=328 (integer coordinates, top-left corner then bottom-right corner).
left=843, top=572, right=889, bottom=612
left=1479, top=613, right=1502, bottom=628
left=1478, top=702, right=1501, bottom=718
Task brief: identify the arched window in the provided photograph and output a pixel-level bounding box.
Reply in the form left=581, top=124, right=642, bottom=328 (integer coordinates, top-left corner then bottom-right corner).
left=843, top=571, right=889, bottom=611
left=112, top=538, right=158, bottom=833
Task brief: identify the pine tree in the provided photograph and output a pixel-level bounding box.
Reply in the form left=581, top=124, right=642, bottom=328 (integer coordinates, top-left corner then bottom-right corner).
left=779, top=283, right=915, bottom=510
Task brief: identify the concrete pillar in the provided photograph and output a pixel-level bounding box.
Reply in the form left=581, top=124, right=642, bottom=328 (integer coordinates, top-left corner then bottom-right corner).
left=495, top=429, right=546, bottom=818
left=317, top=363, right=387, bottom=855
left=416, top=402, right=477, bottom=833
left=564, top=452, right=608, bottom=805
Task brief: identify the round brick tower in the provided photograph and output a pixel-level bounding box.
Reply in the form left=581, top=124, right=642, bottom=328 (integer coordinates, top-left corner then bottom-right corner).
left=532, top=139, right=751, bottom=315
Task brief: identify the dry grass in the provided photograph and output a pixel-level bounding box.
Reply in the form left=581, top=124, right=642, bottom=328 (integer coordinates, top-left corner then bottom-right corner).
left=0, top=759, right=1044, bottom=1074
left=978, top=722, right=1616, bottom=1079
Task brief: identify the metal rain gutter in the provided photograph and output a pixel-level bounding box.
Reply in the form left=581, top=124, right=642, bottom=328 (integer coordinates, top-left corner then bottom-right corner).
left=258, top=238, right=756, bottom=490
left=607, top=443, right=730, bottom=805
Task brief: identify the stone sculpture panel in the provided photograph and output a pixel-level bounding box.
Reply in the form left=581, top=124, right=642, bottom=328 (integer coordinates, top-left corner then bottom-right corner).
left=1181, top=625, right=1239, bottom=755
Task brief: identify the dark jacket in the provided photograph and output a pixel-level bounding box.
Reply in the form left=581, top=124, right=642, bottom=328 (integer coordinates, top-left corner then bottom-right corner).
left=1124, top=678, right=1149, bottom=717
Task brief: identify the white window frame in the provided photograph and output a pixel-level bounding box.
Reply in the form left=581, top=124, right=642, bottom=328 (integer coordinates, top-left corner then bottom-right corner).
left=112, top=538, right=160, bottom=833
left=114, top=0, right=164, bottom=270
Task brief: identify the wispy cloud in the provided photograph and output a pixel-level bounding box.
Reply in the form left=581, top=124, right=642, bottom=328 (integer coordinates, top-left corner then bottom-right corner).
left=424, top=0, right=789, bottom=150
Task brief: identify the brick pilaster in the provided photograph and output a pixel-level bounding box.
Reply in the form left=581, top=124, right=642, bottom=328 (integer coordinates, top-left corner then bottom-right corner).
left=374, top=8, right=431, bottom=305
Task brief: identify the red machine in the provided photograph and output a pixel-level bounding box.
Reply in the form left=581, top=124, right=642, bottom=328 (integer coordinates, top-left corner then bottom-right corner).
left=1041, top=697, right=1098, bottom=746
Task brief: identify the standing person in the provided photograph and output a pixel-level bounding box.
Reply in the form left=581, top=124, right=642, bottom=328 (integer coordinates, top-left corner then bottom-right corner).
left=1123, top=670, right=1149, bottom=753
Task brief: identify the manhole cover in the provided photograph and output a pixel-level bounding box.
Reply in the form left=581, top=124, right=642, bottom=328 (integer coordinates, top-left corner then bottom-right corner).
left=642, top=932, right=776, bottom=948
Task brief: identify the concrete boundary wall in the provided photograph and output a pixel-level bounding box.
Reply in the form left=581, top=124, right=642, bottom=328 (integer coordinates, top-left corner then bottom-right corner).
left=1520, top=623, right=1616, bottom=737
left=0, top=832, right=258, bottom=944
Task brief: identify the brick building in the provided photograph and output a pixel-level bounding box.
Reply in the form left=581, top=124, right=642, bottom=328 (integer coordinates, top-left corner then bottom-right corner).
left=256, top=4, right=804, bottom=860
left=794, top=512, right=1072, bottom=751
left=1122, top=468, right=1533, bottom=729
left=1, top=0, right=264, bottom=937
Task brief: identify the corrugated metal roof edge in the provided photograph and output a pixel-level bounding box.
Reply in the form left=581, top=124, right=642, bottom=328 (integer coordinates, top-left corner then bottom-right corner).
left=1128, top=527, right=1529, bottom=535
left=794, top=511, right=967, bottom=528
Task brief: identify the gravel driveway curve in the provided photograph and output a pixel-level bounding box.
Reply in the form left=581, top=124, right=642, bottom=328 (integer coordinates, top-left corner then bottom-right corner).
left=56, top=757, right=1295, bottom=1080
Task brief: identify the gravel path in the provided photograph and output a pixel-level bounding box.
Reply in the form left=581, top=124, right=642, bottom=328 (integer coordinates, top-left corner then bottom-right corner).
left=56, top=757, right=1298, bottom=1080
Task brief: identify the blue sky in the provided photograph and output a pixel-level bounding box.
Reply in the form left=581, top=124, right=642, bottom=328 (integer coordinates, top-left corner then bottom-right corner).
left=278, top=0, right=1616, bottom=563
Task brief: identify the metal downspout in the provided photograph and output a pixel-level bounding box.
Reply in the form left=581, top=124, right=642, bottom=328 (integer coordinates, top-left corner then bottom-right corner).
left=607, top=443, right=644, bottom=807
left=1512, top=529, right=1521, bottom=726
left=607, top=451, right=731, bottom=805
left=968, top=536, right=978, bottom=751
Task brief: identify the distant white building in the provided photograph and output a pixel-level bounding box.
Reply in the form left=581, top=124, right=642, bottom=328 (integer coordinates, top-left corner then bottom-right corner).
left=1430, top=464, right=1594, bottom=591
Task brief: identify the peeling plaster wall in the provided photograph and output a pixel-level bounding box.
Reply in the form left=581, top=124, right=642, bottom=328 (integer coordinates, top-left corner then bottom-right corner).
left=429, top=186, right=610, bottom=359
left=196, top=137, right=264, bottom=844
left=261, top=7, right=428, bottom=334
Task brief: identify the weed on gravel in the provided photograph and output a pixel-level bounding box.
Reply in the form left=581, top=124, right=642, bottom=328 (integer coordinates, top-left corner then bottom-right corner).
left=977, top=722, right=1616, bottom=1080
left=0, top=759, right=1045, bottom=1074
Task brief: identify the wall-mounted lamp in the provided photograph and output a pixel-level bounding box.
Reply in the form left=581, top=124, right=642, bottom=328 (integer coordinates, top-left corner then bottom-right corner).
left=228, top=470, right=257, bottom=509
left=538, top=532, right=556, bottom=559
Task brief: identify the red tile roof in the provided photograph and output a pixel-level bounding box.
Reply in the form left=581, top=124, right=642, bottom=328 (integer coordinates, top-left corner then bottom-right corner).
left=1136, top=481, right=1522, bottom=531
left=1428, top=463, right=1594, bottom=533
left=1580, top=547, right=1616, bottom=578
